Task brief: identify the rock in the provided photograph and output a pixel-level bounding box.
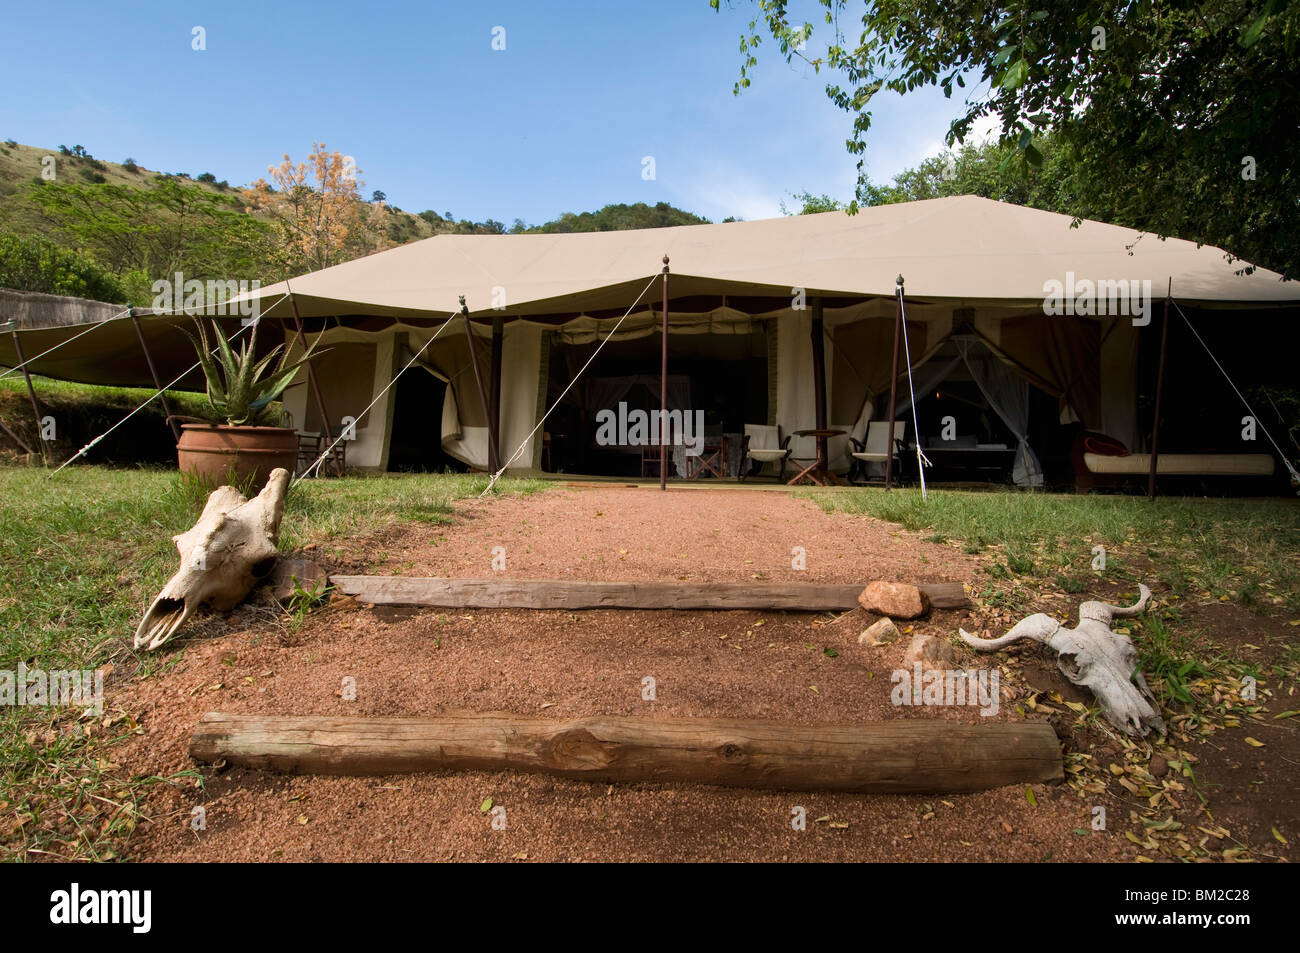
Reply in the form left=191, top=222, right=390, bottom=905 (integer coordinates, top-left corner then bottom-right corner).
left=270, top=557, right=329, bottom=601
left=902, top=633, right=954, bottom=670
left=1149, top=754, right=1168, bottom=778
left=858, top=617, right=901, bottom=646
left=858, top=581, right=929, bottom=619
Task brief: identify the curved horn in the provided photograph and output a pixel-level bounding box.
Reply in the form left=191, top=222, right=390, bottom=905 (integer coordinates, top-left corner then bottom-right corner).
left=1104, top=583, right=1152, bottom=618
left=960, top=614, right=1061, bottom=652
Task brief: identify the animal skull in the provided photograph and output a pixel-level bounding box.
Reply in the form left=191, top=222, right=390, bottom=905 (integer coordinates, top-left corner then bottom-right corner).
left=959, top=584, right=1165, bottom=737
left=134, top=468, right=289, bottom=651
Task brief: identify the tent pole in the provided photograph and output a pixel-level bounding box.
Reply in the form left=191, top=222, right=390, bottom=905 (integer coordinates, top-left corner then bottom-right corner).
left=7, top=321, right=46, bottom=466
left=1147, top=279, right=1172, bottom=501
left=288, top=296, right=337, bottom=476
left=130, top=307, right=181, bottom=441
left=0, top=414, right=34, bottom=455
left=462, top=297, right=499, bottom=474
left=660, top=255, right=669, bottom=491
left=810, top=297, right=829, bottom=482
left=490, top=312, right=504, bottom=474
left=884, top=278, right=904, bottom=490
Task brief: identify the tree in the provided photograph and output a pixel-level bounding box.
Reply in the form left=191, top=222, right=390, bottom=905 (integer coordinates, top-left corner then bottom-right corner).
left=856, top=134, right=1083, bottom=212
left=712, top=0, right=1300, bottom=277
left=246, top=143, right=377, bottom=274
left=780, top=190, right=844, bottom=215
left=371, top=190, right=386, bottom=204
left=527, top=202, right=710, bottom=233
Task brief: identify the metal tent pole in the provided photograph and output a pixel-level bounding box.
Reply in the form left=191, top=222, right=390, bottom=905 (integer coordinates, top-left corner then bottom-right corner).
left=884, top=276, right=904, bottom=489
left=462, top=297, right=499, bottom=474
left=7, top=321, right=45, bottom=465
left=660, top=255, right=669, bottom=491
left=288, top=295, right=337, bottom=475
left=129, top=308, right=181, bottom=441
left=1148, top=279, right=1172, bottom=501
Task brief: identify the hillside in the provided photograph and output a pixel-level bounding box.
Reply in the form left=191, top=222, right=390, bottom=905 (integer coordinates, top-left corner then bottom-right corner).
left=0, top=139, right=715, bottom=304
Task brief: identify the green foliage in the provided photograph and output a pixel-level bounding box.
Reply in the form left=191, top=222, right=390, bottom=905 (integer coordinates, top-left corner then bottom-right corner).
left=718, top=0, right=1300, bottom=277
left=28, top=175, right=277, bottom=284
left=857, top=134, right=1081, bottom=211
left=526, top=202, right=710, bottom=233
left=286, top=577, right=332, bottom=632
left=0, top=231, right=125, bottom=301
left=780, top=190, right=845, bottom=214
left=185, top=317, right=323, bottom=426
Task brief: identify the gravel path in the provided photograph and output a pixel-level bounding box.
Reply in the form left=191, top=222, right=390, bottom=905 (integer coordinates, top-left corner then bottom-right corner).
left=116, top=487, right=1132, bottom=862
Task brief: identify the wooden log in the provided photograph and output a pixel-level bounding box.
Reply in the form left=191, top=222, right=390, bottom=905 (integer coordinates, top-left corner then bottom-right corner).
left=328, top=576, right=970, bottom=611
left=191, top=712, right=1061, bottom=793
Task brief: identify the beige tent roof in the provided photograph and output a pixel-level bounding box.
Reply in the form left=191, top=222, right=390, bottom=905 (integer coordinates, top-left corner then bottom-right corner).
left=240, top=195, right=1298, bottom=319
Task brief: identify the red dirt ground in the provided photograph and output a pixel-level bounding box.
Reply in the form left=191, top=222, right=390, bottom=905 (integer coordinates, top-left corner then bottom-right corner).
left=111, top=487, right=1168, bottom=861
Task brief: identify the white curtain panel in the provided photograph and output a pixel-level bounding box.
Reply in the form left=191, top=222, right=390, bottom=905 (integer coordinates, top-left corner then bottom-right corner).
left=955, top=339, right=1044, bottom=487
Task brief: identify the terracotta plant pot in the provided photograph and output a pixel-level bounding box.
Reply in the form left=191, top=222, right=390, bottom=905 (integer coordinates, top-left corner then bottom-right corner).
left=177, top=424, right=298, bottom=491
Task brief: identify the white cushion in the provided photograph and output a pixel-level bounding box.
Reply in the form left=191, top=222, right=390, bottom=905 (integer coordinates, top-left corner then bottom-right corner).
left=744, top=423, right=780, bottom=451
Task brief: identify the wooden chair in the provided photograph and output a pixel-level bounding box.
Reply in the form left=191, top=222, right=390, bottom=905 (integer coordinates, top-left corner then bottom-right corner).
left=849, top=420, right=907, bottom=484
left=739, top=424, right=792, bottom=483
left=295, top=429, right=346, bottom=478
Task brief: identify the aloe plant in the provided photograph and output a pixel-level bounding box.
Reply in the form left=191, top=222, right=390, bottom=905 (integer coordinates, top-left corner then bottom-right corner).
left=184, top=318, right=322, bottom=426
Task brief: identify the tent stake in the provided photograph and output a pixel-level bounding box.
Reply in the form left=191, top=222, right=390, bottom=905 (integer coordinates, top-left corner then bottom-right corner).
left=129, top=308, right=181, bottom=442
left=660, top=255, right=669, bottom=491
left=1148, top=279, right=1172, bottom=500
left=7, top=321, right=46, bottom=466
left=288, top=296, right=338, bottom=476
left=884, top=277, right=904, bottom=489
left=461, top=297, right=500, bottom=474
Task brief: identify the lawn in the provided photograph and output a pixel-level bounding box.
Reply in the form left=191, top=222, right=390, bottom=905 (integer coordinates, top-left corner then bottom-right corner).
left=0, top=465, right=545, bottom=861
left=810, top=488, right=1300, bottom=616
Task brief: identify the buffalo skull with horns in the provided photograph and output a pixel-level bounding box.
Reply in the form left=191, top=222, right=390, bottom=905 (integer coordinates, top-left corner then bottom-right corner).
left=960, top=584, right=1165, bottom=737
left=134, top=468, right=289, bottom=651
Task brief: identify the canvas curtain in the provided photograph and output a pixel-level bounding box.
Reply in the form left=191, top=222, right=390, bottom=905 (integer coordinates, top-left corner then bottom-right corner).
left=980, top=314, right=1101, bottom=430
left=954, top=338, right=1044, bottom=487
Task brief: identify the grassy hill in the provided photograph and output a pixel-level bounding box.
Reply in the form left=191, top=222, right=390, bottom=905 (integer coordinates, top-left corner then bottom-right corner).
left=0, top=137, right=712, bottom=280
left=0, top=139, right=442, bottom=249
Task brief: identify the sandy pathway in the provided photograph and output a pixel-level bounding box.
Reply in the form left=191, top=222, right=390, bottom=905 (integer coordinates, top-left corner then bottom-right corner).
left=113, top=487, right=1133, bottom=862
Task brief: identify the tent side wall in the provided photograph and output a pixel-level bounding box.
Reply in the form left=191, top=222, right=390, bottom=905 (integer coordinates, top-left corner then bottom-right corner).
left=285, top=320, right=542, bottom=473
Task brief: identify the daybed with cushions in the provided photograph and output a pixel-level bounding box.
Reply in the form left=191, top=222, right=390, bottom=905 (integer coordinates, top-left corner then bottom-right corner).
left=1070, top=432, right=1276, bottom=493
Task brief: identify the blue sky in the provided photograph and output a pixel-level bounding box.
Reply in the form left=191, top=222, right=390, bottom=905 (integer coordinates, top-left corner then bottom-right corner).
left=0, top=0, right=991, bottom=224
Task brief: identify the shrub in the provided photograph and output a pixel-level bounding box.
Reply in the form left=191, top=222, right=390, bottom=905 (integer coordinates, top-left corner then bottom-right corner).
left=122, top=157, right=139, bottom=173
left=0, top=232, right=125, bottom=302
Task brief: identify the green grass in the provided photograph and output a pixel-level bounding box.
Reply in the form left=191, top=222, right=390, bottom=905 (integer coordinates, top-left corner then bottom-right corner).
left=810, top=487, right=1300, bottom=615
left=0, top=465, right=546, bottom=860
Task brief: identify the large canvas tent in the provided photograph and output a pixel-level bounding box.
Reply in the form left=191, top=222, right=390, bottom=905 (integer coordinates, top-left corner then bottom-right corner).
left=3, top=196, right=1296, bottom=481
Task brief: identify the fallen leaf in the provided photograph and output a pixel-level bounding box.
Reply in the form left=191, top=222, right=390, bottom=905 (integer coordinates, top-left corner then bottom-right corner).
left=479, top=797, right=493, bottom=813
